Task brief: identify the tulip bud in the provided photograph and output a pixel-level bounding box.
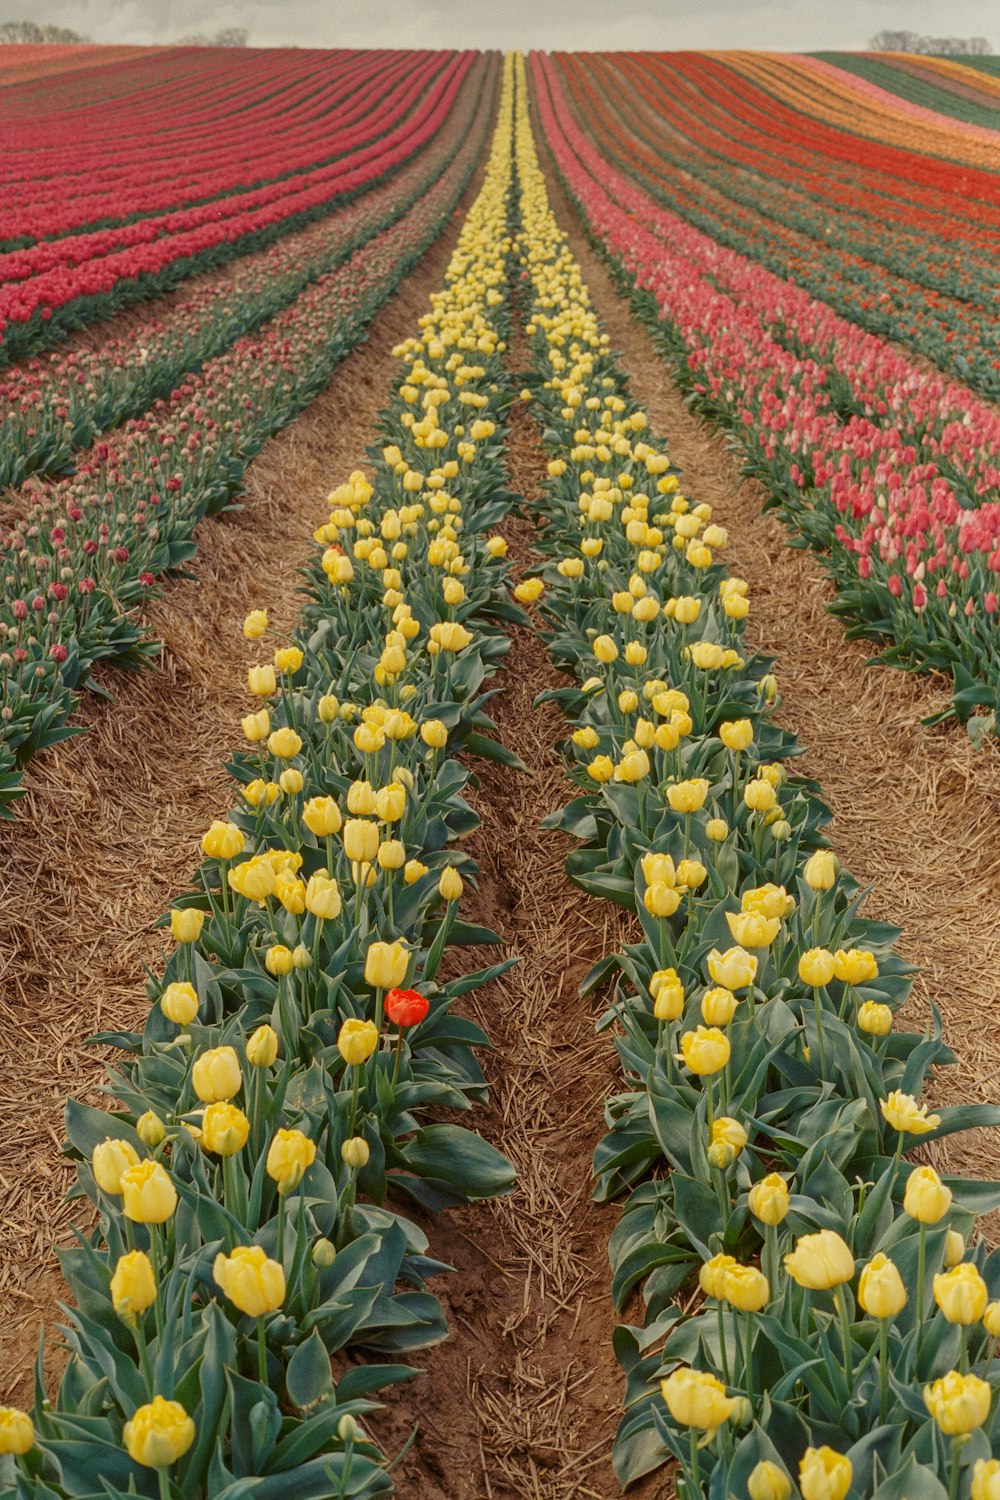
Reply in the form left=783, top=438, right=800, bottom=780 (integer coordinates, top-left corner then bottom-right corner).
left=160, top=980, right=199, bottom=1026
left=338, top=1414, right=360, bottom=1443
left=246, top=1024, right=279, bottom=1068
left=803, top=850, right=838, bottom=891
left=747, top=1172, right=789, bottom=1226
left=749, top=1460, right=791, bottom=1500
left=312, top=1238, right=337, bottom=1268
left=944, top=1230, right=966, bottom=1268
left=136, top=1111, right=166, bottom=1148
left=341, top=1137, right=371, bottom=1170
left=858, top=1252, right=907, bottom=1319
left=706, top=817, right=728, bottom=841
left=92, top=1137, right=141, bottom=1195
left=799, top=1448, right=852, bottom=1500
left=857, top=1001, right=892, bottom=1037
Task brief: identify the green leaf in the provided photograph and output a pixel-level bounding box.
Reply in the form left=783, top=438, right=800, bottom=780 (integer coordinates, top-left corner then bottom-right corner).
left=285, top=1329, right=335, bottom=1411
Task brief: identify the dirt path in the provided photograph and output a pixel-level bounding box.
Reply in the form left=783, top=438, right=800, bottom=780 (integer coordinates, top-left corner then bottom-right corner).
left=374, top=396, right=648, bottom=1500
left=535, top=140, right=1000, bottom=1202
left=0, top=178, right=485, bottom=1404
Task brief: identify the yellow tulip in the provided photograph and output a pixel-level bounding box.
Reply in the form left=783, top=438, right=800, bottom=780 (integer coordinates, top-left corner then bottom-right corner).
left=136, top=1111, right=165, bottom=1147
left=748, top=1173, right=790, bottom=1226
left=439, top=867, right=464, bottom=902
left=803, top=850, right=839, bottom=890
left=243, top=609, right=268, bottom=640
left=123, top=1396, right=195, bottom=1468
left=266, top=1128, right=317, bottom=1193
left=857, top=1252, right=907, bottom=1319
left=160, top=980, right=199, bottom=1026
left=121, top=1160, right=178, bottom=1224
left=0, top=1407, right=33, bottom=1456
left=881, top=1089, right=941, bottom=1136
left=799, top=1447, right=852, bottom=1500
left=592, top=634, right=618, bottom=663
left=267, top=726, right=302, bottom=760
left=248, top=664, right=276, bottom=697
left=213, top=1245, right=285, bottom=1317
left=677, top=1026, right=730, bottom=1076
left=201, top=1102, right=250, bottom=1157
left=246, top=1024, right=279, bottom=1068
left=726, top=910, right=781, bottom=948
left=110, top=1250, right=157, bottom=1320
left=719, top=719, right=753, bottom=751
left=302, top=796, right=342, bottom=837
left=721, top=1263, right=769, bottom=1312
left=857, top=1001, right=892, bottom=1036
left=666, top=778, right=710, bottom=814
left=364, top=940, right=409, bottom=991
left=191, top=1046, right=242, bottom=1103
left=274, top=647, right=303, bottom=675
left=934, top=1264, right=988, bottom=1325
left=744, top=779, right=777, bottom=812
left=924, top=1370, right=992, bottom=1434
left=904, top=1165, right=953, bottom=1224
left=784, top=1230, right=854, bottom=1290
left=660, top=1367, right=736, bottom=1431
left=201, top=822, right=245, bottom=861
left=699, top=1253, right=738, bottom=1299
left=169, top=907, right=204, bottom=944
left=343, top=818, right=380, bottom=865
left=346, top=780, right=377, bottom=815
left=241, top=709, right=270, bottom=743
left=833, top=948, right=878, bottom=984
left=650, top=969, right=685, bottom=1021
left=701, top=986, right=737, bottom=1026
left=972, top=1461, right=1000, bottom=1500
left=92, top=1137, right=140, bottom=1195
left=337, top=1017, right=379, bottom=1065
left=706, top=817, right=729, bottom=841
left=644, top=882, right=681, bottom=918
left=421, top=719, right=449, bottom=749
left=341, top=1137, right=371, bottom=1170
left=748, top=1460, right=792, bottom=1500
left=375, top=782, right=407, bottom=822
left=798, top=948, right=836, bottom=987
left=707, top=946, right=757, bottom=991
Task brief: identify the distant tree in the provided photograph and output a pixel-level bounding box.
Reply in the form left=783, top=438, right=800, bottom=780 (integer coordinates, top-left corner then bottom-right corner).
left=175, top=27, right=249, bottom=46
left=0, top=19, right=90, bottom=42
left=869, top=29, right=993, bottom=54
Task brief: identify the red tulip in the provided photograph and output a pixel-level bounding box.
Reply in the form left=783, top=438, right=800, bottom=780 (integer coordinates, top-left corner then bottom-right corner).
left=385, top=989, right=429, bottom=1028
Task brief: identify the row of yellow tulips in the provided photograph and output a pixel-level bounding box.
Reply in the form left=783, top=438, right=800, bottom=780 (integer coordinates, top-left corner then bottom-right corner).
left=509, top=51, right=1000, bottom=1500
left=0, top=61, right=523, bottom=1500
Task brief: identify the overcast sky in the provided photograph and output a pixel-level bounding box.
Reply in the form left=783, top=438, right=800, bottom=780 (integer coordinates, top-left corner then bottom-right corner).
left=2, top=0, right=995, bottom=52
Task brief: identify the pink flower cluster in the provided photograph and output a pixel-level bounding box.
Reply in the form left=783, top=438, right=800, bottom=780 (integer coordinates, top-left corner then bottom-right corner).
left=532, top=52, right=1000, bottom=651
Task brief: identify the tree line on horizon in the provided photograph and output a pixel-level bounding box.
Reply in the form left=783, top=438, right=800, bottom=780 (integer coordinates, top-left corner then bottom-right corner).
left=0, top=20, right=249, bottom=45
left=868, top=30, right=992, bottom=53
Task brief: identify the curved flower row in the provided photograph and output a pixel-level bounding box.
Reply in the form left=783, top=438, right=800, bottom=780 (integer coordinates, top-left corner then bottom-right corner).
left=0, top=83, right=496, bottom=820
left=0, top=56, right=493, bottom=493
left=530, top=53, right=1000, bottom=731
left=548, top=52, right=1000, bottom=400
left=511, top=53, right=1000, bottom=1499
left=1, top=52, right=480, bottom=364
left=0, top=57, right=524, bottom=1500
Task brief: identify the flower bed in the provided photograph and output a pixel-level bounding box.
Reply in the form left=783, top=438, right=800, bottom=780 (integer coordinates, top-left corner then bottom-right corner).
left=531, top=51, right=1000, bottom=732
left=513, top=52, right=1000, bottom=1496
left=1, top=56, right=524, bottom=1500
left=0, top=73, right=495, bottom=817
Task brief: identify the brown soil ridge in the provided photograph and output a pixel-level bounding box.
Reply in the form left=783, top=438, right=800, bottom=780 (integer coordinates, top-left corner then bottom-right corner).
left=535, top=136, right=1000, bottom=1208
left=0, top=166, right=486, bottom=1406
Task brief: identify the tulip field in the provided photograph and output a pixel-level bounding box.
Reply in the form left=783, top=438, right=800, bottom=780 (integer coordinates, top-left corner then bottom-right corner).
left=3, top=36, right=1000, bottom=1500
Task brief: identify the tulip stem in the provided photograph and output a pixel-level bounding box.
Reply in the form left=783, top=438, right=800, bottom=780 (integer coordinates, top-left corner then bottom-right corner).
left=716, top=1301, right=730, bottom=1385
left=276, top=1193, right=287, bottom=1271
left=948, top=1437, right=961, bottom=1500
left=391, top=1028, right=405, bottom=1088
left=705, top=1075, right=715, bottom=1132
left=812, top=989, right=829, bottom=1075
left=878, top=1318, right=889, bottom=1424
left=148, top=1224, right=165, bottom=1341
left=348, top=1065, right=362, bottom=1137
left=257, top=1315, right=268, bottom=1384
left=764, top=1224, right=778, bottom=1301
left=834, top=1286, right=853, bottom=1393
left=158, top=1468, right=172, bottom=1500
left=917, top=1223, right=927, bottom=1342
left=742, top=1310, right=755, bottom=1402
left=133, top=1316, right=155, bottom=1400
left=686, top=1425, right=702, bottom=1500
